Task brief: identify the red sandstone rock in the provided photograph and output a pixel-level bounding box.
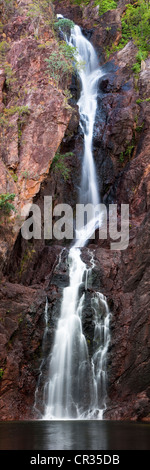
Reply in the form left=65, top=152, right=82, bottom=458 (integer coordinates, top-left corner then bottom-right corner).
left=0, top=4, right=72, bottom=264
left=0, top=0, right=149, bottom=421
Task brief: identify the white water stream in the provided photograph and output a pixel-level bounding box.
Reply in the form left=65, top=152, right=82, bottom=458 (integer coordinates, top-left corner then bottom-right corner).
left=42, top=20, right=110, bottom=420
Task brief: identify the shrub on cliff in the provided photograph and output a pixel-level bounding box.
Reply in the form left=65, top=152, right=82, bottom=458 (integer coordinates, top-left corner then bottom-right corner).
left=54, top=18, right=75, bottom=36
left=45, top=41, right=78, bottom=86
left=51, top=151, right=74, bottom=181
left=27, top=0, right=53, bottom=19
left=121, top=0, right=150, bottom=53
left=0, top=193, right=15, bottom=221
left=106, top=0, right=150, bottom=61
left=94, top=0, right=117, bottom=14
left=65, top=0, right=117, bottom=12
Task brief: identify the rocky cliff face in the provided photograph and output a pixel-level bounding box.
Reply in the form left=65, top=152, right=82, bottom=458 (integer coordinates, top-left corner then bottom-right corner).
left=0, top=0, right=149, bottom=421
left=0, top=0, right=72, bottom=270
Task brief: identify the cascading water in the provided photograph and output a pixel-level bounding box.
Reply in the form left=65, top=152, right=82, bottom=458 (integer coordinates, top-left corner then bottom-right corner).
left=42, top=20, right=110, bottom=420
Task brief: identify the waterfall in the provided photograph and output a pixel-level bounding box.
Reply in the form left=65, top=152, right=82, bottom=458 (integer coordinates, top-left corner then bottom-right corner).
left=71, top=25, right=101, bottom=207
left=41, top=20, right=110, bottom=420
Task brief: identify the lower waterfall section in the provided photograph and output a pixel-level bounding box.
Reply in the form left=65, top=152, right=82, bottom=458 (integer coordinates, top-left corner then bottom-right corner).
left=44, top=248, right=89, bottom=419
left=91, top=292, right=110, bottom=418
left=34, top=249, right=110, bottom=420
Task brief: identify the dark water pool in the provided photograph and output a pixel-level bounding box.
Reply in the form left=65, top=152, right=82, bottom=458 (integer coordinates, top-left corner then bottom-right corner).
left=0, top=420, right=150, bottom=450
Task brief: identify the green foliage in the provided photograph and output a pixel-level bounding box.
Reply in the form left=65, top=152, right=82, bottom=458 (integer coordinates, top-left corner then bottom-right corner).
left=0, top=41, right=10, bottom=59
left=136, top=97, right=150, bottom=104
left=0, top=193, right=15, bottom=217
left=71, top=0, right=117, bottom=12
left=0, top=115, right=10, bottom=127
left=52, top=151, right=74, bottom=181
left=132, top=62, right=141, bottom=74
left=119, top=151, right=124, bottom=163
left=4, top=63, right=17, bottom=87
left=63, top=88, right=72, bottom=102
left=37, top=41, right=52, bottom=49
left=119, top=135, right=136, bottom=164
left=66, top=0, right=90, bottom=5
left=3, top=105, right=30, bottom=117
left=0, top=368, right=4, bottom=379
left=0, top=106, right=30, bottom=130
left=136, top=49, right=148, bottom=63
left=27, top=0, right=52, bottom=16
left=9, top=170, right=18, bottom=182
left=118, top=1, right=150, bottom=52
left=132, top=47, right=149, bottom=75
left=18, top=314, right=23, bottom=324
left=0, top=41, right=16, bottom=89
left=59, top=42, right=77, bottom=63
left=54, top=18, right=75, bottom=35
left=21, top=170, right=30, bottom=179
left=135, top=122, right=144, bottom=132
left=0, top=21, right=4, bottom=33
left=27, top=0, right=53, bottom=26
left=94, top=0, right=117, bottom=15
left=124, top=1, right=149, bottom=48
left=125, top=139, right=135, bottom=159
left=45, top=41, right=78, bottom=86
left=104, top=1, right=150, bottom=67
